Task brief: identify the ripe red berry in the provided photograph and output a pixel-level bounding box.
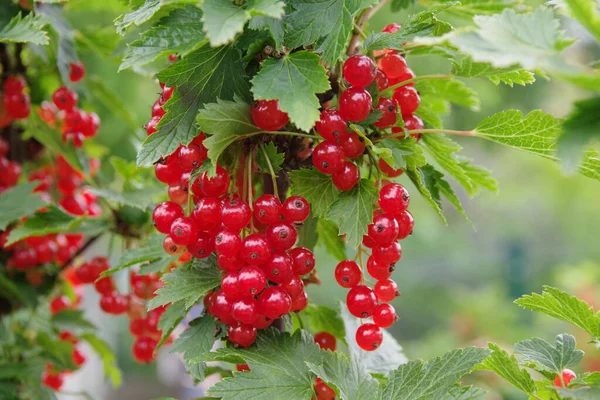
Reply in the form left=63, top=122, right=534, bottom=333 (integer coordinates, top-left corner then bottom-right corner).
left=100, top=294, right=129, bottom=314
left=332, top=161, right=360, bottom=191
left=240, top=233, right=271, bottom=265
left=379, top=183, right=410, bottom=215
left=4, top=93, right=30, bottom=119
left=373, top=303, right=397, bottom=328
left=346, top=285, right=377, bottom=318
left=339, top=87, right=372, bottom=122
left=0, top=159, right=21, bottom=187
left=214, top=230, right=242, bottom=257
left=366, top=256, right=393, bottom=280
left=192, top=197, right=222, bottom=228
left=554, top=368, right=576, bottom=387
left=69, top=62, right=86, bottom=82
left=315, top=109, right=348, bottom=142
left=315, top=379, right=336, bottom=400
left=368, top=214, right=400, bottom=245
left=169, top=217, right=199, bottom=245
left=374, top=279, right=399, bottom=302
left=263, top=251, right=294, bottom=284
left=314, top=332, right=336, bottom=351
left=312, top=142, right=345, bottom=174
left=356, top=323, right=383, bottom=351
left=50, top=296, right=70, bottom=314
left=380, top=53, right=408, bottom=79
left=236, top=364, right=250, bottom=372
left=94, top=277, right=114, bottom=295
left=52, top=86, right=78, bottom=111
left=187, top=232, right=215, bottom=258
left=198, top=164, right=230, bottom=197
left=232, top=297, right=259, bottom=324
left=378, top=158, right=403, bottom=177
left=221, top=198, right=251, bottom=231
left=335, top=260, right=362, bottom=288
left=282, top=196, right=310, bottom=222
left=152, top=201, right=184, bottom=234
left=168, top=53, right=178, bottom=62
left=163, top=235, right=185, bottom=255
left=389, top=67, right=416, bottom=88
left=221, top=271, right=240, bottom=298
left=375, top=69, right=389, bottom=91
left=42, top=367, right=64, bottom=391
left=382, top=23, right=401, bottom=33
left=280, top=275, right=304, bottom=298
left=288, top=247, right=315, bottom=276
left=290, top=290, right=308, bottom=311
left=209, top=290, right=234, bottom=323
left=395, top=210, right=414, bottom=240
left=266, top=222, right=297, bottom=250
left=253, top=314, right=273, bottom=329
left=340, top=131, right=366, bottom=158
left=251, top=99, right=289, bottom=131
left=402, top=113, right=424, bottom=131
left=392, top=86, right=420, bottom=114
left=145, top=115, right=161, bottom=135
left=168, top=185, right=187, bottom=205
left=254, top=194, right=282, bottom=224
left=155, top=159, right=184, bottom=185
left=129, top=318, right=146, bottom=337
left=228, top=324, right=257, bottom=347
left=178, top=143, right=207, bottom=171
left=259, top=286, right=291, bottom=319
left=343, top=55, right=377, bottom=87
left=372, top=242, right=402, bottom=265
left=237, top=266, right=267, bottom=296
left=72, top=348, right=86, bottom=367
left=132, top=336, right=157, bottom=363
left=3, top=76, right=26, bottom=94
left=373, top=97, right=397, bottom=128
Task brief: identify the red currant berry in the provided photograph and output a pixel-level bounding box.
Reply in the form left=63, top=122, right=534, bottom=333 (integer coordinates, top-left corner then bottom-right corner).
left=240, top=233, right=271, bottom=265
left=368, top=214, right=400, bottom=245
left=259, top=286, right=291, bottom=319
left=94, top=277, right=114, bottom=295
left=372, top=242, right=402, bottom=265
left=392, top=86, right=420, bottom=114
left=375, top=69, right=389, bottom=91
left=379, top=183, right=410, bottom=215
left=356, top=323, right=383, bottom=351
left=316, top=109, right=348, bottom=142
left=291, top=290, right=308, bottom=311
left=208, top=290, right=234, bottom=323
left=282, top=196, right=310, bottom=222
left=163, top=235, right=185, bottom=255
left=237, top=266, right=267, bottom=296
left=236, top=364, right=250, bottom=372
left=52, top=86, right=78, bottom=111
left=266, top=222, right=297, bottom=250
left=214, top=230, right=242, bottom=257
left=253, top=314, right=273, bottom=329
left=50, top=296, right=70, bottom=314
left=168, top=185, right=187, bottom=205
left=69, top=62, right=86, bottom=82
left=42, top=367, right=64, bottom=391
left=59, top=331, right=78, bottom=344
left=199, top=164, right=230, bottom=197
left=0, top=159, right=21, bottom=186
left=315, top=379, right=336, bottom=400
left=217, top=253, right=242, bottom=272
left=251, top=99, right=289, bottom=131
left=228, top=324, right=257, bottom=347
left=100, top=293, right=129, bottom=315
left=232, top=297, right=259, bottom=324
left=288, top=247, right=315, bottom=276
left=312, top=141, right=345, bottom=174
left=343, top=55, right=377, bottom=87
left=395, top=210, right=414, bottom=240
left=380, top=53, right=408, bottom=79
left=155, top=159, right=184, bottom=185
left=187, top=232, right=215, bottom=258
left=254, top=194, right=282, bottom=224
left=192, top=197, right=222, bottom=229
left=72, top=348, right=86, bottom=367
left=263, top=251, right=294, bottom=284
left=4, top=93, right=30, bottom=119
left=221, top=198, right=251, bottom=231
left=145, top=115, right=161, bottom=135
left=3, top=76, right=26, bottom=94
left=178, top=143, right=207, bottom=171
left=152, top=201, right=184, bottom=234
left=168, top=53, right=178, bottom=62
left=340, top=130, right=366, bottom=158
left=373, top=97, right=397, bottom=128
left=378, top=158, right=403, bottom=177
left=169, top=217, right=198, bottom=246
left=314, top=332, right=336, bottom=351
left=132, top=336, right=157, bottom=363
left=129, top=318, right=146, bottom=337
left=280, top=275, right=304, bottom=298
left=402, top=113, right=424, bottom=131
left=332, top=161, right=360, bottom=191
left=346, top=285, right=377, bottom=318
left=162, top=86, right=174, bottom=102
left=366, top=256, right=393, bottom=280
left=374, top=279, right=399, bottom=302
left=373, top=303, right=397, bottom=328
left=339, top=87, right=372, bottom=122
left=382, top=23, right=401, bottom=33
left=554, top=369, right=576, bottom=387
left=335, top=260, right=361, bottom=288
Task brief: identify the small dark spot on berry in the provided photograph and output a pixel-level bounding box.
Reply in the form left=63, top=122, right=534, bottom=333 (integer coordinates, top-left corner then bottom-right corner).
left=361, top=312, right=369, bottom=318
left=250, top=252, right=258, bottom=259
left=174, top=227, right=183, bottom=236
left=342, top=276, right=349, bottom=283
left=278, top=231, right=288, bottom=239
left=272, top=269, right=280, bottom=276
left=294, top=200, right=303, bottom=209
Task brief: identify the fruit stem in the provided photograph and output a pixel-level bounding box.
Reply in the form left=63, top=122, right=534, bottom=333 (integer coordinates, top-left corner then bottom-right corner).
left=382, top=129, right=475, bottom=138
left=353, top=22, right=368, bottom=40
left=383, top=74, right=453, bottom=94
left=247, top=148, right=255, bottom=233
left=259, top=142, right=279, bottom=200
left=267, top=131, right=319, bottom=140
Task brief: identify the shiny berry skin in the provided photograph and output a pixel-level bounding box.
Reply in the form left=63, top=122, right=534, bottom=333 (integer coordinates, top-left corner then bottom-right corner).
left=389, top=68, right=416, bottom=88
left=161, top=86, right=174, bottom=102
left=240, top=233, right=271, bottom=265
left=132, top=336, right=157, bottom=363
left=237, top=266, right=267, bottom=296
left=554, top=368, right=576, bottom=387
left=339, top=87, right=372, bottom=122
left=228, top=324, right=257, bottom=347
left=395, top=210, right=414, bottom=240
left=169, top=217, right=198, bottom=245
left=372, top=242, right=402, bottom=265
left=392, top=86, right=420, bottom=114
left=315, top=379, right=336, bottom=400
left=168, top=185, right=187, bottom=205
left=4, top=93, right=30, bottom=119
left=259, top=286, right=291, bottom=319
left=52, top=86, right=78, bottom=111
left=42, top=368, right=64, bottom=391
left=315, top=109, right=348, bottom=142
left=332, top=161, right=360, bottom=191
left=169, top=53, right=178, bottom=62
left=288, top=247, right=315, bottom=275
left=94, top=277, right=114, bottom=295
left=155, top=159, right=184, bottom=185
left=314, top=332, right=336, bottom=351
left=251, top=99, right=289, bottom=131
left=199, top=164, right=230, bottom=197
left=375, top=279, right=399, bottom=302
left=0, top=159, right=21, bottom=186
left=232, top=298, right=259, bottom=324
left=217, top=253, right=242, bottom=273
left=340, top=131, right=366, bottom=158
left=402, top=113, right=424, bottom=131
left=145, top=115, right=160, bottom=135
left=356, top=323, right=383, bottom=351
left=335, top=260, right=362, bottom=288
left=346, top=285, right=377, bottom=318
left=280, top=275, right=304, bottom=298
left=375, top=69, right=389, bottom=91
left=221, top=198, right=251, bottom=231
left=187, top=232, right=215, bottom=258
left=254, top=194, right=282, bottom=224
left=192, top=197, right=222, bottom=228
left=282, top=196, right=310, bottom=222
left=263, top=251, right=294, bottom=284
left=69, top=62, right=86, bottom=82
left=129, top=318, right=146, bottom=337
left=383, top=23, right=402, bottom=33
left=3, top=76, right=26, bottom=94
left=290, top=290, right=308, bottom=312
left=343, top=55, right=377, bottom=87
left=266, top=222, right=297, bottom=250
left=312, top=142, right=345, bottom=174
left=368, top=214, right=400, bottom=245
left=214, top=230, right=242, bottom=257
left=152, top=201, right=184, bottom=234
left=236, top=364, right=250, bottom=372
left=379, top=183, right=410, bottom=215
left=373, top=97, right=397, bottom=128
left=373, top=303, right=397, bottom=328
left=209, top=290, right=234, bottom=323
left=366, top=256, right=393, bottom=280
left=253, top=314, right=274, bottom=329
left=380, top=53, right=408, bottom=79
left=163, top=235, right=185, bottom=255
left=72, top=348, right=86, bottom=367
left=50, top=296, right=70, bottom=314
left=378, top=159, right=403, bottom=177
left=178, top=143, right=207, bottom=171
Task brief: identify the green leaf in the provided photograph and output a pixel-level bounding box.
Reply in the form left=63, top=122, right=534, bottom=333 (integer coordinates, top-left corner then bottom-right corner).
left=416, top=95, right=447, bottom=129
left=102, top=235, right=174, bottom=277
left=120, top=6, right=206, bottom=71
left=170, top=314, right=225, bottom=364
left=0, top=182, right=46, bottom=231
left=301, top=304, right=346, bottom=339
left=442, top=385, right=487, bottom=400
left=249, top=15, right=284, bottom=51
left=514, top=286, right=600, bottom=339
left=37, top=332, right=76, bottom=370
left=115, top=0, right=197, bottom=35
left=558, top=97, right=600, bottom=173
left=148, top=255, right=222, bottom=310
left=296, top=214, right=319, bottom=251
left=137, top=44, right=250, bottom=166
left=421, top=165, right=470, bottom=223
left=208, top=329, right=326, bottom=400
left=390, top=0, right=415, bottom=12
left=256, top=142, right=284, bottom=174
left=476, top=343, right=535, bottom=395
left=405, top=167, right=446, bottom=224
left=85, top=77, right=139, bottom=133
left=378, top=137, right=427, bottom=170
left=451, top=57, right=535, bottom=87
left=201, top=0, right=284, bottom=46
left=380, top=347, right=491, bottom=400
left=6, top=206, right=75, bottom=246
left=51, top=310, right=96, bottom=331
left=457, top=156, right=498, bottom=194
left=557, top=387, right=600, bottom=399
left=251, top=51, right=330, bottom=132
left=413, top=78, right=480, bottom=111
left=326, top=179, right=378, bottom=249
left=156, top=301, right=186, bottom=350
left=570, top=371, right=600, bottom=387
left=316, top=218, right=346, bottom=262
left=0, top=12, right=50, bottom=45
left=289, top=169, right=341, bottom=218
left=89, top=187, right=163, bottom=210
left=513, top=334, right=583, bottom=375
left=563, top=0, right=600, bottom=43
left=81, top=333, right=122, bottom=387
left=307, top=351, right=379, bottom=400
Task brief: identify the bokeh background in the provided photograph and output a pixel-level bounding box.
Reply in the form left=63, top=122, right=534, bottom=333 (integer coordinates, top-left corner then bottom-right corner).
left=51, top=1, right=600, bottom=399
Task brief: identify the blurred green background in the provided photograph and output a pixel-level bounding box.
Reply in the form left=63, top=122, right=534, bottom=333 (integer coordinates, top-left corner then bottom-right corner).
left=53, top=1, right=600, bottom=399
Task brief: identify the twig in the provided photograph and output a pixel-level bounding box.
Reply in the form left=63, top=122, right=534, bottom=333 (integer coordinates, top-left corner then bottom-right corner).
left=0, top=44, right=11, bottom=79
left=347, top=0, right=389, bottom=56
left=382, top=129, right=475, bottom=138
left=259, top=143, right=279, bottom=199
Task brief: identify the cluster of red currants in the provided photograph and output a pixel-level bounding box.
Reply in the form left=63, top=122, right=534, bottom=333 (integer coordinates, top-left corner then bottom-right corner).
left=0, top=75, right=31, bottom=126
left=0, top=137, right=22, bottom=193
left=335, top=183, right=412, bottom=351
left=144, top=81, right=174, bottom=136
left=41, top=331, right=87, bottom=391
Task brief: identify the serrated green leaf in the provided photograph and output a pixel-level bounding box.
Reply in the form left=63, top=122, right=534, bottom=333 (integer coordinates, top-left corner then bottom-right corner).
left=380, top=347, right=491, bottom=400
left=120, top=5, right=206, bottom=71
left=557, top=387, right=600, bottom=399
left=81, top=333, right=121, bottom=387
left=416, top=95, right=448, bottom=129
left=513, top=334, right=583, bottom=375
left=156, top=300, right=186, bottom=350
left=201, top=0, right=284, bottom=46
left=296, top=214, right=318, bottom=251
left=476, top=343, right=535, bottom=395
left=451, top=57, right=535, bottom=87
left=514, top=286, right=600, bottom=338
left=0, top=182, right=46, bottom=231
left=6, top=206, right=75, bottom=246
left=558, top=97, right=600, bottom=173
left=89, top=187, right=163, bottom=210
left=456, top=156, right=498, bottom=194
left=405, top=167, right=446, bottom=224
left=137, top=44, right=250, bottom=166
left=413, top=78, right=479, bottom=111
left=289, top=169, right=341, bottom=218
left=208, top=329, right=326, bottom=400
left=257, top=142, right=284, bottom=174
left=0, top=12, right=50, bottom=45
left=570, top=371, right=600, bottom=387
left=325, top=179, right=377, bottom=249
left=170, top=314, right=225, bottom=363
left=103, top=235, right=177, bottom=277
left=563, top=0, right=600, bottom=43
left=248, top=15, right=284, bottom=51
left=301, top=304, right=346, bottom=339
left=115, top=0, right=197, bottom=35
left=148, top=255, right=221, bottom=310
left=421, top=164, right=470, bottom=223
left=316, top=218, right=346, bottom=262
left=442, top=385, right=487, bottom=400
left=51, top=310, right=96, bottom=331
left=378, top=137, right=427, bottom=171
left=307, top=351, right=379, bottom=400
left=391, top=0, right=415, bottom=12
left=251, top=51, right=330, bottom=132
left=37, top=332, right=76, bottom=371
left=85, top=76, right=139, bottom=133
